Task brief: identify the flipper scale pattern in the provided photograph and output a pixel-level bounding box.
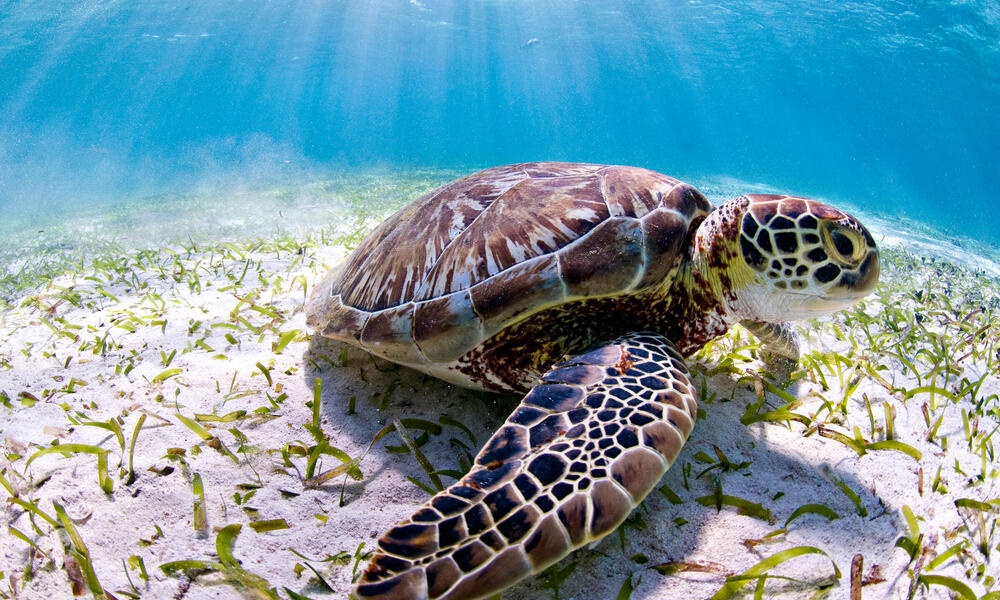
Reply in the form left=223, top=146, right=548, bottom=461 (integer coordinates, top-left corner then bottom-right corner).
left=353, top=332, right=697, bottom=600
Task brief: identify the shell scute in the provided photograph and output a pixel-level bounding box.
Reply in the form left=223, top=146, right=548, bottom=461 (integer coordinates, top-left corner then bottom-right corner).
left=598, top=165, right=681, bottom=217
left=637, top=207, right=691, bottom=289
left=557, top=216, right=643, bottom=297
left=522, top=162, right=604, bottom=178
left=316, top=296, right=369, bottom=343
left=413, top=291, right=482, bottom=362
left=337, top=166, right=526, bottom=312
left=359, top=304, right=425, bottom=364
left=308, top=163, right=707, bottom=375
left=661, top=181, right=712, bottom=217
left=468, top=254, right=564, bottom=337
left=420, top=174, right=608, bottom=302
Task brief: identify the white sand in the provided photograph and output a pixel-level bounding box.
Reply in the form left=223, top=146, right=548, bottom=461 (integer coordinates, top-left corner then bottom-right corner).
left=1, top=196, right=999, bottom=600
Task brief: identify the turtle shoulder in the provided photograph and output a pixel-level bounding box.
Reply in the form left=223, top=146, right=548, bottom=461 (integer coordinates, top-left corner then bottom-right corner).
left=306, top=163, right=713, bottom=367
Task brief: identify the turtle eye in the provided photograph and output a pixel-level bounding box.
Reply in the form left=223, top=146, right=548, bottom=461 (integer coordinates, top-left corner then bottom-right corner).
left=824, top=225, right=864, bottom=265
left=831, top=230, right=854, bottom=257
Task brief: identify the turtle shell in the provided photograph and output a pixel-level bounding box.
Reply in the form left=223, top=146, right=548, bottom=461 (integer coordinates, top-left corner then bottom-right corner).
left=306, top=162, right=711, bottom=367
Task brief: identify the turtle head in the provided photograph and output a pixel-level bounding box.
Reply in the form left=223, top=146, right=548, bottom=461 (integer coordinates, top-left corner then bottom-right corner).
left=697, top=194, right=879, bottom=322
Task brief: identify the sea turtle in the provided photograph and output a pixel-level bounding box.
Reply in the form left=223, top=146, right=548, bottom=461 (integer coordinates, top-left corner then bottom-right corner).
left=305, top=162, right=879, bottom=600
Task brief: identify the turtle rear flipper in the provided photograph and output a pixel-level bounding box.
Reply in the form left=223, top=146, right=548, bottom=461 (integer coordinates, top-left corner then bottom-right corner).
left=353, top=332, right=698, bottom=600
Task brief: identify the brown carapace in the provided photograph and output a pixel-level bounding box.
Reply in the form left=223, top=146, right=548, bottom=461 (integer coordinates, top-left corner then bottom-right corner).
left=305, top=163, right=879, bottom=599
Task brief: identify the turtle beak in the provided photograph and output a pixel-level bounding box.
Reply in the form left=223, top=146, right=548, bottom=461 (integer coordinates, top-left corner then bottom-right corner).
left=855, top=250, right=880, bottom=294
left=804, top=246, right=880, bottom=313
left=802, top=294, right=862, bottom=314
left=832, top=247, right=879, bottom=297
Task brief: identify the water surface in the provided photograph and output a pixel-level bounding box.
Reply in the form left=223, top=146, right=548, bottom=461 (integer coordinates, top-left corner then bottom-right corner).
left=1, top=1, right=997, bottom=243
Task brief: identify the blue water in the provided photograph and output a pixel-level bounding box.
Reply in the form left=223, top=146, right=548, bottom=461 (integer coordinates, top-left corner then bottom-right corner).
left=1, top=1, right=998, bottom=241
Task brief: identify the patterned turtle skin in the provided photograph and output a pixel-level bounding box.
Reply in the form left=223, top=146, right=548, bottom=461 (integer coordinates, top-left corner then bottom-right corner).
left=305, top=162, right=880, bottom=600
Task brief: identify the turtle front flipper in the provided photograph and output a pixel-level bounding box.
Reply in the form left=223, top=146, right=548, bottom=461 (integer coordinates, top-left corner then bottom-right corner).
left=353, top=332, right=698, bottom=600
left=740, top=320, right=800, bottom=386
left=740, top=320, right=799, bottom=361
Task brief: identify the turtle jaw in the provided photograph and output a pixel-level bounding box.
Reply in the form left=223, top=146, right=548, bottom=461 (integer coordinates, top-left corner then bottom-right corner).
left=793, top=287, right=874, bottom=315
left=727, top=281, right=874, bottom=324
left=812, top=246, right=879, bottom=302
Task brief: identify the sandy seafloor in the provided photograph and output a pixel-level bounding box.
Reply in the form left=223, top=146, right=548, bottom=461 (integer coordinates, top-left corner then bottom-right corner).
left=1, top=170, right=999, bottom=600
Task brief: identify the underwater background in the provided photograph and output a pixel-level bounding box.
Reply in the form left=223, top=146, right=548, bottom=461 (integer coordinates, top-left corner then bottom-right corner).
left=4, top=3, right=1000, bottom=599
left=1, top=0, right=998, bottom=243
